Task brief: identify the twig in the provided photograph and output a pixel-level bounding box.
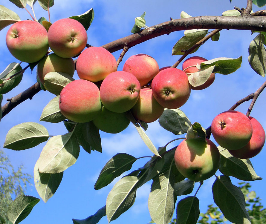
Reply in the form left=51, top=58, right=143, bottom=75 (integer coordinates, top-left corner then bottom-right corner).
left=117, top=45, right=130, bottom=66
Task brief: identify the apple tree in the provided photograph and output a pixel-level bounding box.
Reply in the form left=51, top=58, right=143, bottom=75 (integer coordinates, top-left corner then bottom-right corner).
left=1, top=0, right=266, bottom=223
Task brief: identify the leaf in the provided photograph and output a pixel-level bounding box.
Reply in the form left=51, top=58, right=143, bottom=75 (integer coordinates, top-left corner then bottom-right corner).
left=94, top=153, right=137, bottom=190
left=43, top=72, right=74, bottom=95
left=0, top=63, right=23, bottom=94
left=211, top=32, right=220, bottom=41
left=174, top=179, right=195, bottom=196
left=172, top=29, right=208, bottom=55
left=27, top=0, right=37, bottom=7
left=176, top=196, right=200, bottom=224
left=248, top=34, right=266, bottom=77
left=34, top=159, right=63, bottom=202
left=159, top=108, right=192, bottom=135
left=0, top=5, right=20, bottom=31
left=180, top=11, right=191, bottom=19
left=37, top=0, right=54, bottom=10
left=218, top=147, right=262, bottom=181
left=188, top=66, right=215, bottom=88
left=212, top=175, right=251, bottom=223
left=253, top=0, right=266, bottom=7
left=9, top=0, right=27, bottom=8
left=69, top=8, right=94, bottom=31
left=72, top=206, right=106, bottom=224
left=186, top=122, right=206, bottom=141
left=201, top=56, right=242, bottom=75
left=40, top=95, right=65, bottom=123
left=222, top=9, right=241, bottom=16
left=135, top=12, right=146, bottom=28
left=7, top=195, right=40, bottom=224
left=38, top=132, right=80, bottom=173
left=4, top=122, right=49, bottom=150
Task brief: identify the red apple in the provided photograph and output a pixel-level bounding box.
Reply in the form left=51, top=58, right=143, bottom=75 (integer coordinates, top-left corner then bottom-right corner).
left=151, top=67, right=191, bottom=109
left=182, top=56, right=215, bottom=90
left=48, top=18, right=87, bottom=58
left=174, top=138, right=220, bottom=182
left=123, top=54, right=159, bottom=86
left=76, top=47, right=117, bottom=82
left=100, top=71, right=141, bottom=113
left=211, top=111, right=253, bottom=150
left=229, top=117, right=265, bottom=159
left=131, top=88, right=164, bottom=123
left=6, top=20, right=49, bottom=63
left=37, top=53, right=75, bottom=85
left=59, top=79, right=101, bottom=123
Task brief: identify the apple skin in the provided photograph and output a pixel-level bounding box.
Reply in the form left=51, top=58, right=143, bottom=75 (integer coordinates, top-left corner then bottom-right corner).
left=131, top=88, right=164, bottom=123
left=6, top=20, right=49, bottom=63
left=151, top=67, right=191, bottom=109
left=211, top=110, right=253, bottom=150
left=229, top=117, right=265, bottom=159
left=100, top=71, right=141, bottom=113
left=174, top=138, right=220, bottom=182
left=93, top=106, right=130, bottom=134
left=123, top=54, right=159, bottom=86
left=59, top=79, right=101, bottom=123
left=37, top=53, right=75, bottom=84
left=76, top=47, right=117, bottom=82
left=48, top=18, right=87, bottom=58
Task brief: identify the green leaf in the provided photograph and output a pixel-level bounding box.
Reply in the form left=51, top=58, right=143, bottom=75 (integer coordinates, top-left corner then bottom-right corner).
left=186, top=122, right=206, bottom=141
left=218, top=147, right=262, bottom=181
left=159, top=109, right=192, bottom=135
left=27, top=0, right=37, bottom=7
left=69, top=8, right=94, bottom=31
left=135, top=12, right=146, bottom=28
left=9, top=0, right=27, bottom=8
left=0, top=5, right=20, bottom=31
left=172, top=29, right=208, bottom=55
left=248, top=34, right=266, bottom=77
left=34, top=159, right=63, bottom=202
left=211, top=32, right=220, bottom=41
left=201, top=57, right=242, bottom=75
left=7, top=195, right=40, bottom=224
left=188, top=66, right=215, bottom=88
left=43, top=72, right=74, bottom=95
left=40, top=95, right=65, bottom=123
left=253, top=0, right=266, bottom=7
left=94, top=153, right=137, bottom=190
left=212, top=175, right=251, bottom=223
left=4, top=122, right=49, bottom=150
left=174, top=179, right=195, bottom=196
left=37, top=132, right=80, bottom=173
left=180, top=11, right=192, bottom=19
left=37, top=0, right=54, bottom=10
left=176, top=196, right=200, bottom=224
left=72, top=206, right=106, bottom=224
left=222, top=9, right=241, bottom=16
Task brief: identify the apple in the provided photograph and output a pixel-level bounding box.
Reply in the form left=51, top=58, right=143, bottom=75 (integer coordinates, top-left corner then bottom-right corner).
left=174, top=138, right=220, bottom=182
left=76, top=47, right=117, bottom=82
left=37, top=53, right=75, bottom=85
left=48, top=18, right=87, bottom=58
left=6, top=20, right=49, bottom=63
left=131, top=88, right=164, bottom=123
left=100, top=71, right=141, bottom=113
left=151, top=67, right=191, bottom=109
left=59, top=79, right=101, bottom=123
left=211, top=110, right=253, bottom=150
left=229, top=117, right=265, bottom=159
left=123, top=54, right=159, bottom=86
left=182, top=56, right=215, bottom=90
left=93, top=106, right=130, bottom=133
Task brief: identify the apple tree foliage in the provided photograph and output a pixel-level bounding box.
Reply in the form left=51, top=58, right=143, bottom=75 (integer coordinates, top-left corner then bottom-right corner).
left=1, top=0, right=266, bottom=223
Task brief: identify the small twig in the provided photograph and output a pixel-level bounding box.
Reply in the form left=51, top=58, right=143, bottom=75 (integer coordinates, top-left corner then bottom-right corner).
left=23, top=5, right=35, bottom=21
left=243, top=0, right=253, bottom=15
left=194, top=181, right=203, bottom=197
left=117, top=45, right=130, bottom=66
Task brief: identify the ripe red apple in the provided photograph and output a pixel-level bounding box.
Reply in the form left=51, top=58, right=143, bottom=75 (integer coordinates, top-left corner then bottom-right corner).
left=131, top=88, right=164, bottom=123
left=59, top=79, right=101, bottom=123
left=76, top=47, right=117, bottom=82
left=93, top=106, right=130, bottom=133
left=6, top=20, right=49, bottom=63
left=174, top=138, right=220, bottom=182
left=211, top=111, right=253, bottom=150
left=123, top=54, right=159, bottom=86
left=48, top=18, right=87, bottom=58
left=37, top=53, right=75, bottom=84
left=100, top=71, right=141, bottom=113
left=151, top=67, right=191, bottom=109
left=182, top=56, right=215, bottom=90
left=229, top=117, right=265, bottom=159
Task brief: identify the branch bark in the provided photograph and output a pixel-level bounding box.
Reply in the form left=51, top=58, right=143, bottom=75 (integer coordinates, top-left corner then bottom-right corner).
left=2, top=15, right=266, bottom=118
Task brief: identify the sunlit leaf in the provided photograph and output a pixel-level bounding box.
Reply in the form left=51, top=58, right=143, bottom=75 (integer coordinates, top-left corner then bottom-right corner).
left=37, top=0, right=54, bottom=11
left=180, top=11, right=191, bottom=19
left=188, top=65, right=215, bottom=87
left=186, top=122, right=206, bottom=141
left=4, top=122, right=49, bottom=150
left=70, top=8, right=94, bottom=31
left=222, top=9, right=241, bottom=16
left=0, top=5, right=20, bottom=31
left=9, top=0, right=27, bottom=8
left=135, top=12, right=146, bottom=28
left=27, top=0, right=37, bottom=7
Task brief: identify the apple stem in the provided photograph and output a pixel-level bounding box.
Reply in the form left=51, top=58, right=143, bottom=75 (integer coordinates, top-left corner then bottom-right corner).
left=117, top=45, right=130, bottom=66
left=194, top=181, right=203, bottom=197
left=163, top=138, right=185, bottom=148
left=23, top=5, right=36, bottom=21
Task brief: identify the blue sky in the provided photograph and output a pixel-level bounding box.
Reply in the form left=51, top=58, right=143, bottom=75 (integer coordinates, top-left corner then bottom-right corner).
left=1, top=0, right=266, bottom=223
